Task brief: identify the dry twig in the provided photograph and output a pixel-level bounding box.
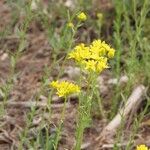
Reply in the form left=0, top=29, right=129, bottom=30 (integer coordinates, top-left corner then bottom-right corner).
left=1, top=101, right=70, bottom=109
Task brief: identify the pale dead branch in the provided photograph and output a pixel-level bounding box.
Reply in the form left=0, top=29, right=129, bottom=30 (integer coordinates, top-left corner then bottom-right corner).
left=1, top=101, right=70, bottom=109
left=101, top=142, right=128, bottom=148
left=101, top=85, right=145, bottom=133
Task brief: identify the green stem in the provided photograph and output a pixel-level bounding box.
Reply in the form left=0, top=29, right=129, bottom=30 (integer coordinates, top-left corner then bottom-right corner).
left=75, top=73, right=100, bottom=150
left=75, top=115, right=84, bottom=150
left=54, top=96, right=67, bottom=150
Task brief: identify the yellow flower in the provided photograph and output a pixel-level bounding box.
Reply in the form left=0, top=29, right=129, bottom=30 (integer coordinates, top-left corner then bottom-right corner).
left=68, top=43, right=91, bottom=62
left=83, top=57, right=109, bottom=73
left=51, top=80, right=59, bottom=88
left=90, top=40, right=115, bottom=57
left=136, top=145, right=148, bottom=150
left=68, top=39, right=115, bottom=73
left=90, top=40, right=106, bottom=56
left=108, top=48, right=115, bottom=58
left=84, top=60, right=97, bottom=72
left=96, top=57, right=109, bottom=73
left=50, top=81, right=80, bottom=97
left=97, top=13, right=103, bottom=20
left=77, top=12, right=87, bottom=21
left=67, top=22, right=74, bottom=28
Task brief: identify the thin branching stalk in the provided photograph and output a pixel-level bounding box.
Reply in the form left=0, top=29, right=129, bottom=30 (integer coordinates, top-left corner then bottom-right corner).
left=54, top=96, right=67, bottom=150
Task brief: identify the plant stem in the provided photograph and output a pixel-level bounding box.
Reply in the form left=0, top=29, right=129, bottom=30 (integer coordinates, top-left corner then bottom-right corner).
left=54, top=96, right=67, bottom=150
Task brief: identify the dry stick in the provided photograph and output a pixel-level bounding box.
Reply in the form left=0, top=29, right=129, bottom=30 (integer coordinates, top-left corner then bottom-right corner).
left=102, top=142, right=128, bottom=148
left=100, top=85, right=145, bottom=134
left=1, top=101, right=70, bottom=109
left=81, top=85, right=146, bottom=149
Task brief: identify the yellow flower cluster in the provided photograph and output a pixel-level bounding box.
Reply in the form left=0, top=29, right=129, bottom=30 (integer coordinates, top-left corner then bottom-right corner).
left=50, top=81, right=80, bottom=97
left=68, top=39, right=115, bottom=73
left=77, top=12, right=87, bottom=21
left=136, top=145, right=149, bottom=150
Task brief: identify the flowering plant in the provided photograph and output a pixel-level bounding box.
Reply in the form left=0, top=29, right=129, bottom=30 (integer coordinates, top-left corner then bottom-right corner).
left=77, top=12, right=87, bottom=21
left=68, top=39, right=115, bottom=73
left=50, top=80, right=80, bottom=97
left=136, top=145, right=149, bottom=150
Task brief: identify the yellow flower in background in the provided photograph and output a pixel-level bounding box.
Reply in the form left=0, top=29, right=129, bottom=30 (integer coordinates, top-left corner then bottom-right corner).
left=77, top=12, right=87, bottom=21
left=67, top=22, right=74, bottom=28
left=97, top=13, right=103, bottom=20
left=136, top=145, right=148, bottom=150
left=50, top=81, right=80, bottom=97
